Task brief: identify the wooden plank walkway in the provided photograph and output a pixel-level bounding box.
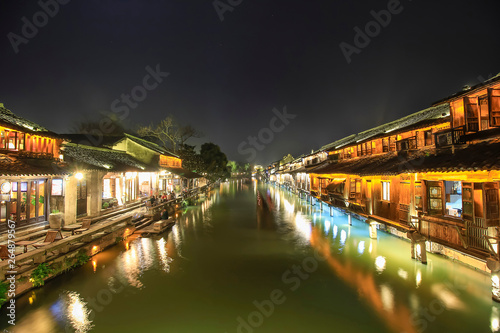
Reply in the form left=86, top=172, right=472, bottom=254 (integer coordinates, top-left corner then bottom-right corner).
left=135, top=218, right=176, bottom=237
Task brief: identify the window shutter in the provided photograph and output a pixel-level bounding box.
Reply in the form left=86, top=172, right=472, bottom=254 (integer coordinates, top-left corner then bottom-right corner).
left=489, top=89, right=500, bottom=127
left=462, top=182, right=473, bottom=221
left=464, top=96, right=479, bottom=132
left=426, top=180, right=443, bottom=216
left=484, top=182, right=499, bottom=227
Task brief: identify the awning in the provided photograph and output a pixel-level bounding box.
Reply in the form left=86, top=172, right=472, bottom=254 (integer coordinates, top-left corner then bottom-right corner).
left=325, top=179, right=346, bottom=194
left=0, top=153, right=71, bottom=176
left=162, top=167, right=202, bottom=179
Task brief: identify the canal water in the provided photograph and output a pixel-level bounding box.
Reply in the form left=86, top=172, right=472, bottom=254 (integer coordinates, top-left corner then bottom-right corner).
left=1, top=180, right=498, bottom=333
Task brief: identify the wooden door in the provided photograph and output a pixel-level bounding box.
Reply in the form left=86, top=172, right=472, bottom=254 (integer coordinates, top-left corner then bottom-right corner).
left=77, top=180, right=87, bottom=217
left=484, top=182, right=499, bottom=227
left=399, top=182, right=411, bottom=223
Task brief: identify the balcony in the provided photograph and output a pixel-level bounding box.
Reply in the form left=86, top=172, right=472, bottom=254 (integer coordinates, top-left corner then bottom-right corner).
left=327, top=153, right=340, bottom=162
left=396, top=136, right=417, bottom=151
left=434, top=125, right=466, bottom=147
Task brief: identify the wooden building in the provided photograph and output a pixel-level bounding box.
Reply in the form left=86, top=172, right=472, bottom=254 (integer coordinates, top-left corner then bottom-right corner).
left=267, top=73, right=500, bottom=274
left=0, top=103, right=66, bottom=232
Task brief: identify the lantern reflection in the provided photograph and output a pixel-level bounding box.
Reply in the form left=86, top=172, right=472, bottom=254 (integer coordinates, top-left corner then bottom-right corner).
left=66, top=291, right=93, bottom=333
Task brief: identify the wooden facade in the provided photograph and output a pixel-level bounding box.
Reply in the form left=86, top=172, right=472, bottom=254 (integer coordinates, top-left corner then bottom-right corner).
left=270, top=74, right=500, bottom=262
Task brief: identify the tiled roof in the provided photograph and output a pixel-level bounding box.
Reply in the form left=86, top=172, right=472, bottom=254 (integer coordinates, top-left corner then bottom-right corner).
left=61, top=134, right=125, bottom=147
left=62, top=143, right=148, bottom=172
left=319, top=104, right=450, bottom=151
left=311, top=139, right=500, bottom=176
left=122, top=134, right=179, bottom=158
left=61, top=133, right=179, bottom=159
left=0, top=153, right=69, bottom=176
left=432, top=72, right=500, bottom=105
left=0, top=104, right=58, bottom=137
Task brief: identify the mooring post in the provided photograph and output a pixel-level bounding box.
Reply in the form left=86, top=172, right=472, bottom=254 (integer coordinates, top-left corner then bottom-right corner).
left=330, top=206, right=333, bottom=217
left=348, top=213, right=352, bottom=226
left=418, top=240, right=427, bottom=264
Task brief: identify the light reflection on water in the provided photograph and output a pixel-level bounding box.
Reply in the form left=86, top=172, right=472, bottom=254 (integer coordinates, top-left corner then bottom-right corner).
left=268, top=183, right=493, bottom=333
left=3, top=182, right=496, bottom=333
left=65, top=291, right=93, bottom=333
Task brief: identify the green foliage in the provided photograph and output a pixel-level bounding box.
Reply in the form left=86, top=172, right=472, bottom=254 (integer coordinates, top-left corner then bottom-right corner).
left=64, top=257, right=74, bottom=269
left=102, top=202, right=110, bottom=209
left=227, top=160, right=239, bottom=173
left=73, top=253, right=90, bottom=268
left=227, top=161, right=253, bottom=176
left=115, top=236, right=125, bottom=243
left=30, top=263, right=54, bottom=287
left=31, top=195, right=44, bottom=206
left=0, top=281, right=8, bottom=307
left=51, top=209, right=60, bottom=214
left=178, top=144, right=204, bottom=172
left=199, top=143, right=230, bottom=182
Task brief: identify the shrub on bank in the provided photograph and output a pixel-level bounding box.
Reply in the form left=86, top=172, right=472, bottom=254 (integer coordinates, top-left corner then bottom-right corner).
left=30, top=263, right=54, bottom=287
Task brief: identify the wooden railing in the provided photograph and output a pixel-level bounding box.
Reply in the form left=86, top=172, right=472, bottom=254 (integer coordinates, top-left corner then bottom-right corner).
left=399, top=203, right=410, bottom=223
left=396, top=136, right=417, bottom=151
left=434, top=125, right=466, bottom=147
left=466, top=217, right=489, bottom=251
left=0, top=214, right=132, bottom=280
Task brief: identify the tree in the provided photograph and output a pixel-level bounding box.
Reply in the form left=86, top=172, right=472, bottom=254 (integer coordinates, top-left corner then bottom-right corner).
left=227, top=161, right=239, bottom=173
left=137, top=115, right=200, bottom=153
left=178, top=144, right=204, bottom=172
left=199, top=143, right=230, bottom=182
left=70, top=112, right=129, bottom=136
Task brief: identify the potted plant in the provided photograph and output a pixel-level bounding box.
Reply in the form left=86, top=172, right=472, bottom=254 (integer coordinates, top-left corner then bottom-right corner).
left=49, top=209, right=64, bottom=229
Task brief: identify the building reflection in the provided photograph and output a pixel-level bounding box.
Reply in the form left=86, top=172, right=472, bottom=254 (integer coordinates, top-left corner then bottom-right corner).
left=309, top=226, right=418, bottom=333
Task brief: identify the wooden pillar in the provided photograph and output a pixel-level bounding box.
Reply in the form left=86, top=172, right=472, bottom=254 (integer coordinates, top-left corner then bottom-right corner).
left=418, top=241, right=427, bottom=264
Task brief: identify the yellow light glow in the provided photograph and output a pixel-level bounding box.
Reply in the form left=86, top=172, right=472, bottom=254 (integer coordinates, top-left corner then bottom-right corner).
left=397, top=268, right=408, bottom=280
left=67, top=292, right=93, bottom=332
left=375, top=256, right=386, bottom=273
left=92, top=260, right=97, bottom=272
left=416, top=270, right=422, bottom=288
left=75, top=172, right=84, bottom=180
left=357, top=241, right=365, bottom=254
left=340, top=229, right=347, bottom=245
left=492, top=318, right=499, bottom=332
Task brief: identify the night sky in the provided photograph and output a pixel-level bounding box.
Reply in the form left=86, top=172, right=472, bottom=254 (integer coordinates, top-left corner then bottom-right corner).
left=0, top=0, right=499, bottom=165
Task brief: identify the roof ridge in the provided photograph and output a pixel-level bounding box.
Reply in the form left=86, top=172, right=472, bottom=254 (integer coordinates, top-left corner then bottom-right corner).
left=63, top=142, right=128, bottom=154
